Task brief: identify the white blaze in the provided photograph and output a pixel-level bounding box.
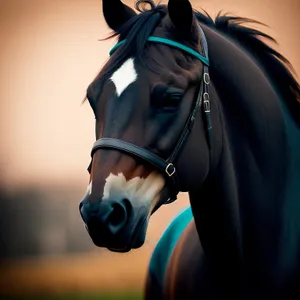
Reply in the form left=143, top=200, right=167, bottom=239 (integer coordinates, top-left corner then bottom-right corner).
left=110, top=58, right=137, bottom=97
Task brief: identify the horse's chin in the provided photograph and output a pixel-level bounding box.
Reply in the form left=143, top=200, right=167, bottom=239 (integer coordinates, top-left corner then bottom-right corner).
left=107, top=229, right=147, bottom=253
left=107, top=236, right=145, bottom=253
left=89, top=213, right=149, bottom=252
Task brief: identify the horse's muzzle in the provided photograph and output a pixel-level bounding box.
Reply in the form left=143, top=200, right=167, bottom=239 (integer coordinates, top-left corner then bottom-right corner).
left=79, top=198, right=146, bottom=251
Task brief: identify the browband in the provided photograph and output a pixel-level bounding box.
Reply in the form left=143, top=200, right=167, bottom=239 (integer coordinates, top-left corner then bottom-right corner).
left=109, top=36, right=210, bottom=67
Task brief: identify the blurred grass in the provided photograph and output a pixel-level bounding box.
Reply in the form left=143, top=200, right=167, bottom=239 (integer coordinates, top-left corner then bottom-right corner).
left=0, top=291, right=143, bottom=300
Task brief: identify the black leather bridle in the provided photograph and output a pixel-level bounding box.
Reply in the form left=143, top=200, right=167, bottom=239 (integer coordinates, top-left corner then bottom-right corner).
left=88, top=26, right=212, bottom=203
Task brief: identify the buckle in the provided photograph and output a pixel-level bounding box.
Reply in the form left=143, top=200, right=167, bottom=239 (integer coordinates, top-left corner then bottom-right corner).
left=165, top=163, right=176, bottom=177
left=204, top=73, right=210, bottom=85
left=203, top=92, right=210, bottom=113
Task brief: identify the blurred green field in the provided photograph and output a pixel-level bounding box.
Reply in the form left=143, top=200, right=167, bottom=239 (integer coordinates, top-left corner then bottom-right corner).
left=1, top=291, right=142, bottom=300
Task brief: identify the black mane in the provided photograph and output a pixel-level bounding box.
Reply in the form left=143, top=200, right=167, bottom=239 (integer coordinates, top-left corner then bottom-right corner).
left=88, top=0, right=300, bottom=121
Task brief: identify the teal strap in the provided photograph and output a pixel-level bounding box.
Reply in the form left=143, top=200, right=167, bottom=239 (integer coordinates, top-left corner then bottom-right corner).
left=148, top=37, right=209, bottom=66
left=109, top=36, right=210, bottom=66
left=109, top=40, right=126, bottom=55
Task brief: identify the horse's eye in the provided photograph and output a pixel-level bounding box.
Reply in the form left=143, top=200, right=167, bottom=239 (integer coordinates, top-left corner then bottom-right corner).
left=152, top=85, right=183, bottom=112
left=163, top=89, right=182, bottom=110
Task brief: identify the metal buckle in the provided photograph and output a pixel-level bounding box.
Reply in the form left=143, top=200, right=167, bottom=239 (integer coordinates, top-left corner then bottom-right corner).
left=203, top=92, right=210, bottom=113
left=204, top=73, right=210, bottom=85
left=165, top=163, right=176, bottom=177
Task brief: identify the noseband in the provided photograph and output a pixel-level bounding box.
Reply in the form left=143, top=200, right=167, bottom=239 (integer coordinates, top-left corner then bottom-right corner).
left=89, top=26, right=211, bottom=203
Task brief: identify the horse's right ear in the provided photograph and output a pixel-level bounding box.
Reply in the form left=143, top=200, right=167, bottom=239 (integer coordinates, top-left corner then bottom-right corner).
left=102, top=0, right=137, bottom=31
left=168, top=0, right=193, bottom=35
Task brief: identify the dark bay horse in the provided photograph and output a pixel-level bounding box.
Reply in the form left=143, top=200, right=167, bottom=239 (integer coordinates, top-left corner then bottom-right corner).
left=79, top=0, right=300, bottom=298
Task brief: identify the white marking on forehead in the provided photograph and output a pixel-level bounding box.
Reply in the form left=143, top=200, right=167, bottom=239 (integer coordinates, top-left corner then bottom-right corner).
left=110, top=58, right=137, bottom=97
left=103, top=172, right=165, bottom=206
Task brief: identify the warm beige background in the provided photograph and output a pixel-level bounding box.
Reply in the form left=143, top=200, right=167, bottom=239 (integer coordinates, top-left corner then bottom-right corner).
left=0, top=0, right=299, bottom=187
left=0, top=0, right=299, bottom=297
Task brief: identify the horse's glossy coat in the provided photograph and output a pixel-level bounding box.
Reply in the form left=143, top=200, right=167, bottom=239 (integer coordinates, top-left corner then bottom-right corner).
left=79, top=0, right=300, bottom=298
left=146, top=18, right=300, bottom=299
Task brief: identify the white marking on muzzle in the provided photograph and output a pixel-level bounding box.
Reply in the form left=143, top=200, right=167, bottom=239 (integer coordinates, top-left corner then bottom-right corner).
left=86, top=181, right=92, bottom=195
left=110, top=58, right=137, bottom=96
left=103, top=172, right=165, bottom=207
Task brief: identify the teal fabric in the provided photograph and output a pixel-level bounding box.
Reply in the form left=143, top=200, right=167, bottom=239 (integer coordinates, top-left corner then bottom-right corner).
left=278, top=98, right=300, bottom=270
left=109, top=40, right=126, bottom=55
left=148, top=206, right=193, bottom=288
left=109, top=36, right=210, bottom=66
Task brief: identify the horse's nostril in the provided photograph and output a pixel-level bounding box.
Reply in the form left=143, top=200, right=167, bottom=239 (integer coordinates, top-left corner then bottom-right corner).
left=109, top=202, right=126, bottom=226
left=80, top=198, right=133, bottom=238
left=106, top=199, right=132, bottom=235
left=80, top=201, right=99, bottom=223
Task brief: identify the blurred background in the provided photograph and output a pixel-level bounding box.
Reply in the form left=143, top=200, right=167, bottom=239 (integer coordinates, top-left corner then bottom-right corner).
left=0, top=0, right=299, bottom=299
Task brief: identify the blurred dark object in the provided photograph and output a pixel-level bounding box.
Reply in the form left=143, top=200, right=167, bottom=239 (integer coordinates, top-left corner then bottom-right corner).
left=0, top=183, right=94, bottom=259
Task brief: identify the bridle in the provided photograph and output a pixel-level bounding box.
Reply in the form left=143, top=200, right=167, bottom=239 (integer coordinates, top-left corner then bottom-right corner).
left=88, top=26, right=212, bottom=203
left=88, top=26, right=211, bottom=203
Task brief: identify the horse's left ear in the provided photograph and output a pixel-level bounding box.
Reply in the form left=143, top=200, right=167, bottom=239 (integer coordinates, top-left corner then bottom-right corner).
left=102, top=0, right=137, bottom=31
left=168, top=0, right=194, bottom=34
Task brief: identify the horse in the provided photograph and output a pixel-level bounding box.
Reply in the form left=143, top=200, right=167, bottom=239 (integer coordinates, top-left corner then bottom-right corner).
left=79, top=0, right=300, bottom=298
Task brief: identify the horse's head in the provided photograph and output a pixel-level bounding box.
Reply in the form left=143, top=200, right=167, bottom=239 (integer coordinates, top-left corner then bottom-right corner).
left=79, top=0, right=211, bottom=252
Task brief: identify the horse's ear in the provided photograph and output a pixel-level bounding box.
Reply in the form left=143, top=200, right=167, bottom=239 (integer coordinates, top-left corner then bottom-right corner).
left=102, top=0, right=137, bottom=31
left=168, top=0, right=193, bottom=34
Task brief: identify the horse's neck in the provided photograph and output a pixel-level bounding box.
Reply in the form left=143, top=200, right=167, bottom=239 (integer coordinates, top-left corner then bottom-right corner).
left=188, top=24, right=294, bottom=287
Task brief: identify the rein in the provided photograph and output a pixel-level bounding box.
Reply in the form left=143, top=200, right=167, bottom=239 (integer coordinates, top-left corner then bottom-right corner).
left=89, top=26, right=212, bottom=203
